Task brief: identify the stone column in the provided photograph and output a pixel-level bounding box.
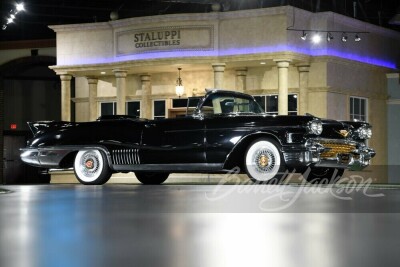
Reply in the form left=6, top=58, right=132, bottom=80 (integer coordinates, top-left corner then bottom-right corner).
left=140, top=74, right=152, bottom=119
left=113, top=69, right=128, bottom=115
left=60, top=74, right=72, bottom=121
left=211, top=63, right=226, bottom=89
left=297, top=65, right=310, bottom=115
left=235, top=68, right=248, bottom=92
left=274, top=60, right=291, bottom=115
left=0, top=76, right=4, bottom=184
left=87, top=77, right=98, bottom=121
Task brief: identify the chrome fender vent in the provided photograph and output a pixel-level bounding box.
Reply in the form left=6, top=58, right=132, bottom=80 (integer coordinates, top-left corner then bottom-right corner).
left=111, top=149, right=140, bottom=165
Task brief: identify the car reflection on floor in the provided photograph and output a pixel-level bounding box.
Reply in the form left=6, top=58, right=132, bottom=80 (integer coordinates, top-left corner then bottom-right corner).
left=0, top=184, right=399, bottom=267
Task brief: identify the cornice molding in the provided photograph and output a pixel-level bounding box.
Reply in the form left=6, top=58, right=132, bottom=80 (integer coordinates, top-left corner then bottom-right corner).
left=386, top=73, right=399, bottom=79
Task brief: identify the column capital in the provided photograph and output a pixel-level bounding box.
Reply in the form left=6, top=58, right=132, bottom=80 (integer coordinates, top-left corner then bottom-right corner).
left=386, top=73, right=399, bottom=79
left=211, top=63, right=226, bottom=72
left=86, top=77, right=98, bottom=84
left=113, top=69, right=128, bottom=78
left=235, top=68, right=248, bottom=76
left=297, top=64, right=311, bottom=72
left=273, top=59, right=291, bottom=68
left=140, top=74, right=151, bottom=82
left=60, top=74, right=72, bottom=81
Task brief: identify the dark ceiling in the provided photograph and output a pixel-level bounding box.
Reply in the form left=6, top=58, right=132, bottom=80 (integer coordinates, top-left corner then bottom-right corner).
left=1, top=0, right=400, bottom=41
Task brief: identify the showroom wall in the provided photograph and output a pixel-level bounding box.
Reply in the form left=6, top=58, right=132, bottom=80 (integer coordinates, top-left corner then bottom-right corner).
left=387, top=73, right=400, bottom=183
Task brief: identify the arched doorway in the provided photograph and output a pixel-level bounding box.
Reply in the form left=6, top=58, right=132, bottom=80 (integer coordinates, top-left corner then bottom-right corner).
left=0, top=56, right=59, bottom=184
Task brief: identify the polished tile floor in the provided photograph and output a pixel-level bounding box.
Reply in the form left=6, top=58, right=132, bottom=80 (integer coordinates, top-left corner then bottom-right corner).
left=1, top=184, right=400, bottom=267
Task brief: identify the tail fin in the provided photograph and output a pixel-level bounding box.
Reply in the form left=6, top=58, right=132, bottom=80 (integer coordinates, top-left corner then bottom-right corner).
left=27, top=121, right=75, bottom=136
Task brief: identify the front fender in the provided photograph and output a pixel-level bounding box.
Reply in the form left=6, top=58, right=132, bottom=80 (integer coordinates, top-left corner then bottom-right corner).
left=222, top=131, right=283, bottom=170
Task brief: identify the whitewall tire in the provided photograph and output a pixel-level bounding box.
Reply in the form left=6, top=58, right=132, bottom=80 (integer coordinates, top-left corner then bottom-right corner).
left=74, top=149, right=112, bottom=185
left=244, top=138, right=287, bottom=184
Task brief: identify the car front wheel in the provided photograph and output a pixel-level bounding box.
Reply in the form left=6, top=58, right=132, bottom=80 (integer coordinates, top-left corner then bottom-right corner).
left=74, top=150, right=112, bottom=185
left=135, top=172, right=169, bottom=185
left=244, top=138, right=288, bottom=184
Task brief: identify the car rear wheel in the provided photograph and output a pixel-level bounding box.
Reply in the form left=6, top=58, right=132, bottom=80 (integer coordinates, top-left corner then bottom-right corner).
left=74, top=150, right=112, bottom=185
left=135, top=172, right=169, bottom=185
left=303, top=167, right=345, bottom=184
left=244, top=138, right=288, bottom=184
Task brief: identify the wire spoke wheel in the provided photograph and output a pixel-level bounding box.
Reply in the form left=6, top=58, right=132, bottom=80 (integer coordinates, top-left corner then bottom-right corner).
left=74, top=149, right=111, bottom=185
left=245, top=139, right=287, bottom=183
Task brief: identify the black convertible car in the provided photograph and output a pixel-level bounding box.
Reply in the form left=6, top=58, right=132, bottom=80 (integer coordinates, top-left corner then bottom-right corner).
left=21, top=89, right=375, bottom=185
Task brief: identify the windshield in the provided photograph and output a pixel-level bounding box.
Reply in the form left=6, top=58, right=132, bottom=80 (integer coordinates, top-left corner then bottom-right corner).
left=198, top=92, right=264, bottom=115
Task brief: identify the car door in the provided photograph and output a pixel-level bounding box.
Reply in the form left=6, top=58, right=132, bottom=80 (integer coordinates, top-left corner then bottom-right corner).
left=140, top=116, right=205, bottom=164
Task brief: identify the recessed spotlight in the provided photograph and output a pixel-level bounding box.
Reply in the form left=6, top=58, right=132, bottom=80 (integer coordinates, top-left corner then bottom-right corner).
left=355, top=34, right=361, bottom=42
left=301, top=31, right=308, bottom=41
left=327, top=32, right=334, bottom=42
left=311, top=33, right=321, bottom=44
left=341, top=33, right=348, bottom=42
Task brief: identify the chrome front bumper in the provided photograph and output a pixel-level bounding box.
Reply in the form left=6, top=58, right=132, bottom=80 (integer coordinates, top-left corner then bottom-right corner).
left=283, top=139, right=376, bottom=171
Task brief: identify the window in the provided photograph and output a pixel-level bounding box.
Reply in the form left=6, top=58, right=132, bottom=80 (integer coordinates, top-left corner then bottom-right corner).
left=201, top=93, right=264, bottom=115
left=126, top=101, right=141, bottom=117
left=254, top=94, right=297, bottom=115
left=153, top=100, right=166, bottom=120
left=350, top=96, right=368, bottom=122
left=100, top=102, right=116, bottom=116
left=172, top=98, right=188, bottom=108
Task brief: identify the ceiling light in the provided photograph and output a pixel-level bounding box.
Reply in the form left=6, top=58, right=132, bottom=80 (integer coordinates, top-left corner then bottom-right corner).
left=301, top=31, right=308, bottom=40
left=355, top=34, right=361, bottom=42
left=341, top=33, right=348, bottom=42
left=100, top=71, right=106, bottom=75
left=16, top=3, right=25, bottom=12
left=311, top=33, right=321, bottom=43
left=260, top=62, right=266, bottom=65
left=327, top=32, right=334, bottom=42
left=3, top=2, right=25, bottom=30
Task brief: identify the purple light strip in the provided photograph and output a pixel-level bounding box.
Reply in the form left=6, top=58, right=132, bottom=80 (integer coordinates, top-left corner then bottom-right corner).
left=71, top=45, right=397, bottom=69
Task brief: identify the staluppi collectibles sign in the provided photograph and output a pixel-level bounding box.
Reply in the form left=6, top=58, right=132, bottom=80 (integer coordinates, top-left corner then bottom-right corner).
left=116, top=26, right=214, bottom=55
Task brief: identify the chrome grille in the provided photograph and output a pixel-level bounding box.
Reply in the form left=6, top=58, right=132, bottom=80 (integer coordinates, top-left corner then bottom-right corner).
left=112, top=149, right=140, bottom=165
left=319, top=141, right=356, bottom=158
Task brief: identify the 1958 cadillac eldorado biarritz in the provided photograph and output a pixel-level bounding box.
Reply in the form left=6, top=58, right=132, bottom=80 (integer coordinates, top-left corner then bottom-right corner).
left=20, top=89, right=375, bottom=185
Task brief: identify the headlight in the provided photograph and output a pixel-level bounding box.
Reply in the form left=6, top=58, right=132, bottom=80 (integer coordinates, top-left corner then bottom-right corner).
left=307, top=120, right=323, bottom=135
left=357, top=126, right=372, bottom=139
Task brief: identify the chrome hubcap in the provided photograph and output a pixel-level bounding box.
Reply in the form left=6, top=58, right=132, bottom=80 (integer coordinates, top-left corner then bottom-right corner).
left=81, top=152, right=100, bottom=177
left=74, top=150, right=104, bottom=182
left=255, top=149, right=275, bottom=173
